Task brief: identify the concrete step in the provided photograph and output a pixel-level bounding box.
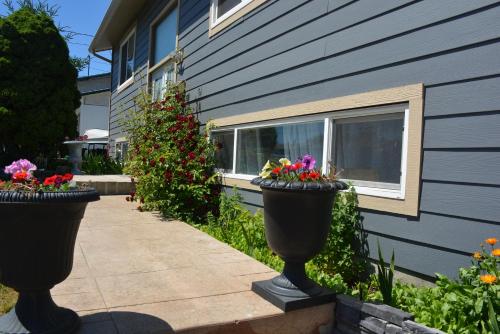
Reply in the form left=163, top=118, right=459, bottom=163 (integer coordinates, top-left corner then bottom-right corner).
left=74, top=175, right=134, bottom=196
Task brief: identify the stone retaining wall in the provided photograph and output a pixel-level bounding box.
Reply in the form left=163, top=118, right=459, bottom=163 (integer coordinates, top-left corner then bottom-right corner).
left=333, top=295, right=446, bottom=334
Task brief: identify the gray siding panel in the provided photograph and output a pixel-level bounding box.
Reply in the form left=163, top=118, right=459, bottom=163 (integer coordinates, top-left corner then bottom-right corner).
left=421, top=182, right=500, bottom=222
left=423, top=151, right=500, bottom=185
left=424, top=113, right=500, bottom=149
left=425, top=77, right=500, bottom=117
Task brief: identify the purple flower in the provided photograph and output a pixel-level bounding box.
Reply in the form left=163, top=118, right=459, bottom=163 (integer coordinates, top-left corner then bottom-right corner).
left=4, top=159, right=37, bottom=177
left=301, top=154, right=316, bottom=170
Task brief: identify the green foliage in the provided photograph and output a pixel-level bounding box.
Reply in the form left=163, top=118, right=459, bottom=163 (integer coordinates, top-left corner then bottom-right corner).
left=376, top=240, right=395, bottom=306
left=82, top=153, right=122, bottom=175
left=0, top=6, right=80, bottom=166
left=313, top=186, right=368, bottom=286
left=124, top=85, right=220, bottom=224
left=391, top=243, right=499, bottom=333
left=489, top=298, right=500, bottom=334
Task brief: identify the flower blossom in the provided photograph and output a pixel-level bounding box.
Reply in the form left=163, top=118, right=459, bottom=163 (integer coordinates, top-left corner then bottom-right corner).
left=485, top=238, right=498, bottom=246
left=480, top=274, right=497, bottom=284
left=300, top=154, right=316, bottom=170
left=492, top=249, right=500, bottom=257
left=4, top=159, right=37, bottom=178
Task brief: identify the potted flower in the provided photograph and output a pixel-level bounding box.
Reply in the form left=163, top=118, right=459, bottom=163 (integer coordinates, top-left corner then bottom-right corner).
left=250, top=155, right=347, bottom=311
left=0, top=159, right=99, bottom=334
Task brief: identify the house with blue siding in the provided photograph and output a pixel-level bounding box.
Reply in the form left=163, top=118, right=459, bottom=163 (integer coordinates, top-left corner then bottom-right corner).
left=90, top=0, right=500, bottom=281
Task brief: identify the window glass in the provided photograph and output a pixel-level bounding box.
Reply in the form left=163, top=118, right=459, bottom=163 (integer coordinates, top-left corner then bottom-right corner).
left=333, top=113, right=404, bottom=188
left=212, top=131, right=234, bottom=173
left=236, top=121, right=324, bottom=175
left=217, top=0, right=243, bottom=18
left=120, top=33, right=135, bottom=85
left=152, top=63, right=175, bottom=101
left=153, top=8, right=177, bottom=65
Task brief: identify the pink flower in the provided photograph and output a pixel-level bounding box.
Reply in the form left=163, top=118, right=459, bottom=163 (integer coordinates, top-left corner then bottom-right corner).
left=4, top=159, right=37, bottom=177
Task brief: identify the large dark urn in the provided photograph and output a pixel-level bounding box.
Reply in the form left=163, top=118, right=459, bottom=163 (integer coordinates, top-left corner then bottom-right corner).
left=0, top=189, right=100, bottom=334
left=250, top=178, right=347, bottom=311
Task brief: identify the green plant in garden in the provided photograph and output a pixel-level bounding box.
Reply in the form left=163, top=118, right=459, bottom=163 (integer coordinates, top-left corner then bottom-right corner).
left=0, top=5, right=80, bottom=166
left=312, top=186, right=368, bottom=286
left=124, top=85, right=220, bottom=223
left=376, top=240, right=395, bottom=306
left=82, top=153, right=123, bottom=175
left=392, top=238, right=499, bottom=333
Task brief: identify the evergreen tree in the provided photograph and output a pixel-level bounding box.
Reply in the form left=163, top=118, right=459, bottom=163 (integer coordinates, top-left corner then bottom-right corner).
left=0, top=5, right=80, bottom=166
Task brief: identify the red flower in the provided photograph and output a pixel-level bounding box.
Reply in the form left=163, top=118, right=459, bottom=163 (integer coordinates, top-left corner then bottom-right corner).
left=12, top=171, right=29, bottom=182
left=167, top=106, right=175, bottom=111
left=299, top=172, right=308, bottom=181
left=199, top=157, right=206, bottom=164
left=179, top=146, right=185, bottom=152
left=272, top=167, right=282, bottom=174
left=62, top=173, right=73, bottom=182
left=164, top=170, right=172, bottom=182
left=309, top=171, right=320, bottom=180
left=153, top=143, right=160, bottom=150
left=291, top=162, right=303, bottom=171
left=43, top=175, right=63, bottom=186
left=149, top=160, right=156, bottom=167
left=159, top=157, right=166, bottom=164
left=188, top=152, right=196, bottom=160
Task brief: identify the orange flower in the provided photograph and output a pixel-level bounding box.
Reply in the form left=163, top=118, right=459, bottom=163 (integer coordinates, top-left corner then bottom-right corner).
left=485, top=238, right=498, bottom=246
left=480, top=274, right=497, bottom=284
left=473, top=252, right=482, bottom=260
left=492, top=249, right=500, bottom=257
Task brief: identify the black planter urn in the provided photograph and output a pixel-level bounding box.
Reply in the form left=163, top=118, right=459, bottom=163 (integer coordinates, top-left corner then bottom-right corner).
left=0, top=189, right=100, bottom=334
left=250, top=178, right=347, bottom=311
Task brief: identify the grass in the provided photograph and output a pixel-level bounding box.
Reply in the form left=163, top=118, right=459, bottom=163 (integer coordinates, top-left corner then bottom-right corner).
left=0, top=284, right=17, bottom=315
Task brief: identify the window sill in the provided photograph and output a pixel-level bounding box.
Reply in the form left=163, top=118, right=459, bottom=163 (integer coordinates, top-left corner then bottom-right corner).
left=148, top=53, right=176, bottom=74
left=116, top=77, right=134, bottom=94
left=209, top=0, right=267, bottom=37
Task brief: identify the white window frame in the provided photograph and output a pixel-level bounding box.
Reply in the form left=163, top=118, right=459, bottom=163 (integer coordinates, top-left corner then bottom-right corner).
left=211, top=104, right=409, bottom=200
left=118, top=28, right=136, bottom=91
left=210, top=0, right=253, bottom=28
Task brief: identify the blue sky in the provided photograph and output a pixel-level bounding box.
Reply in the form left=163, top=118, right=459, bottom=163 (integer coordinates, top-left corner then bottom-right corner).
left=1, top=0, right=112, bottom=77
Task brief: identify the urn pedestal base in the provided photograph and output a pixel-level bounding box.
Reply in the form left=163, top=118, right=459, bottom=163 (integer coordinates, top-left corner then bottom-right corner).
left=0, top=291, right=80, bottom=334
left=251, top=262, right=336, bottom=312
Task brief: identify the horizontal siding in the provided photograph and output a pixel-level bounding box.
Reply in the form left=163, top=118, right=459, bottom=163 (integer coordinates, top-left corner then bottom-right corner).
left=180, top=0, right=500, bottom=279
left=423, top=151, right=500, bottom=185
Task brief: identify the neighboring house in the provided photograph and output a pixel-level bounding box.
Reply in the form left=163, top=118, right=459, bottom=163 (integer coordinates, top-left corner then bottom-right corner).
left=76, top=73, right=111, bottom=137
left=90, top=0, right=500, bottom=281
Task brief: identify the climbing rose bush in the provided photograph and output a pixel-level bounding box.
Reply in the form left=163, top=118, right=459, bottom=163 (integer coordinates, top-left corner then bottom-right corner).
left=124, top=86, right=220, bottom=223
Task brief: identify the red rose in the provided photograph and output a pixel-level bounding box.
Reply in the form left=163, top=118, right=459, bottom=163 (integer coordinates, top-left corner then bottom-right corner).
left=149, top=160, right=156, bottom=167
left=188, top=152, right=196, bottom=160
left=199, top=157, right=206, bottom=164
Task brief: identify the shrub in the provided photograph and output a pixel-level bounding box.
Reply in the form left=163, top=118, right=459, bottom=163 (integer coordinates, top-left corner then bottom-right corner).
left=392, top=241, right=499, bottom=333
left=124, top=85, right=220, bottom=223
left=0, top=6, right=80, bottom=166
left=82, top=153, right=123, bottom=175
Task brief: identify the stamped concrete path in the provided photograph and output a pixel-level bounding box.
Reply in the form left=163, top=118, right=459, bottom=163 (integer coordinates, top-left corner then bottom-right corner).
left=53, top=196, right=334, bottom=334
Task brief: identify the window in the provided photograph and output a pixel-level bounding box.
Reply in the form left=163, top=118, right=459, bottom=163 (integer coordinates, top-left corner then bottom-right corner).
left=119, top=30, right=135, bottom=87
left=151, top=63, right=175, bottom=101
left=152, top=8, right=177, bottom=66
left=149, top=6, right=178, bottom=101
left=212, top=104, right=408, bottom=198
left=210, top=0, right=257, bottom=30
left=115, top=141, right=129, bottom=161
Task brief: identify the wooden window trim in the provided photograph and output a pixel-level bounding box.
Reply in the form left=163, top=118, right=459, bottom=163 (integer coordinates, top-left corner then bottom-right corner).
left=117, top=26, right=137, bottom=92
left=209, top=0, right=267, bottom=37
left=211, top=84, right=425, bottom=217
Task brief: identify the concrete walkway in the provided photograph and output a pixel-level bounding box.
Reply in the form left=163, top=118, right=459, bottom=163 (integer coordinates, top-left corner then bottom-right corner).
left=53, top=196, right=334, bottom=334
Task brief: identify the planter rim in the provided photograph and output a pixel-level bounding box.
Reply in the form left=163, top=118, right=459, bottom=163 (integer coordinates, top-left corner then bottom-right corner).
left=0, top=188, right=100, bottom=203
left=251, top=177, right=348, bottom=192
